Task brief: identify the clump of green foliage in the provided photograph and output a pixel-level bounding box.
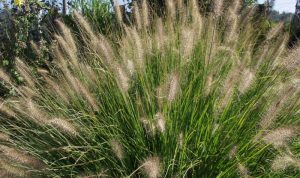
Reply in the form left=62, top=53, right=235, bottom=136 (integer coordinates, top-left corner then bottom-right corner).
left=0, top=0, right=61, bottom=97
left=0, top=0, right=299, bottom=177
left=69, top=0, right=116, bottom=34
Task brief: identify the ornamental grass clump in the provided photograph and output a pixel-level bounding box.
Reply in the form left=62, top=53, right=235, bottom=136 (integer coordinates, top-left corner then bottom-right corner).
left=0, top=0, right=300, bottom=177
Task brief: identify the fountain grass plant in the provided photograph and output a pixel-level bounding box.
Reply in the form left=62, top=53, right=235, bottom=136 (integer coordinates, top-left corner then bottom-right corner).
left=0, top=0, right=300, bottom=177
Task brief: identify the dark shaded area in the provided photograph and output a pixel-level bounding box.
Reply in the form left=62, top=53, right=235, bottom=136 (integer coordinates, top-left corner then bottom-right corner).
left=289, top=14, right=300, bottom=47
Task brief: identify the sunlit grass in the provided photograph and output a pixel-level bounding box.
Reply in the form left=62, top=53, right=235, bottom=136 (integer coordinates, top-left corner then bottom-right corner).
left=0, top=0, right=299, bottom=177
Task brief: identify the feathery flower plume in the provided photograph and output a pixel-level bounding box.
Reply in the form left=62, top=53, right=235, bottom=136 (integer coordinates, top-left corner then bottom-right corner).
left=266, top=22, right=284, bottom=41
left=177, top=0, right=184, bottom=10
left=56, top=20, right=77, bottom=53
left=155, top=112, right=166, bottom=133
left=231, top=0, right=242, bottom=15
left=19, top=86, right=37, bottom=99
left=0, top=132, right=10, bottom=142
left=227, top=15, right=240, bottom=43
left=75, top=78, right=99, bottom=112
left=0, top=69, right=13, bottom=85
left=271, top=155, right=298, bottom=172
left=177, top=0, right=186, bottom=23
left=237, top=163, right=250, bottom=178
left=243, top=5, right=257, bottom=22
left=290, top=78, right=300, bottom=89
left=166, top=0, right=176, bottom=20
left=53, top=45, right=68, bottom=73
left=45, top=77, right=70, bottom=104
left=155, top=18, right=165, bottom=50
left=130, top=28, right=144, bottom=69
left=80, top=64, right=99, bottom=84
left=191, top=0, right=203, bottom=36
left=78, top=171, right=108, bottom=178
left=98, top=35, right=115, bottom=65
left=30, top=41, right=41, bottom=57
left=140, top=117, right=156, bottom=136
left=179, top=132, right=184, bottom=148
left=204, top=75, right=213, bottom=96
left=133, top=1, right=142, bottom=30
left=127, top=60, right=135, bottom=76
left=156, top=86, right=166, bottom=108
left=0, top=101, right=16, bottom=118
left=73, top=11, right=97, bottom=40
left=54, top=34, right=79, bottom=69
left=283, top=47, right=300, bottom=72
left=238, top=68, right=255, bottom=93
left=16, top=58, right=35, bottom=88
left=64, top=69, right=83, bottom=94
left=114, top=0, right=123, bottom=25
left=109, top=139, right=124, bottom=160
left=229, top=146, right=237, bottom=159
left=142, top=0, right=150, bottom=28
left=181, top=27, right=195, bottom=60
left=272, top=35, right=288, bottom=67
left=116, top=65, right=130, bottom=93
left=214, top=0, right=224, bottom=17
left=168, top=72, right=180, bottom=102
left=0, top=145, right=43, bottom=168
left=0, top=159, right=27, bottom=177
left=27, top=99, right=48, bottom=124
left=37, top=68, right=49, bottom=75
left=219, top=67, right=240, bottom=110
left=48, top=118, right=78, bottom=136
left=262, top=127, right=298, bottom=148
left=259, top=86, right=293, bottom=129
left=141, top=156, right=162, bottom=178
left=260, top=105, right=280, bottom=130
